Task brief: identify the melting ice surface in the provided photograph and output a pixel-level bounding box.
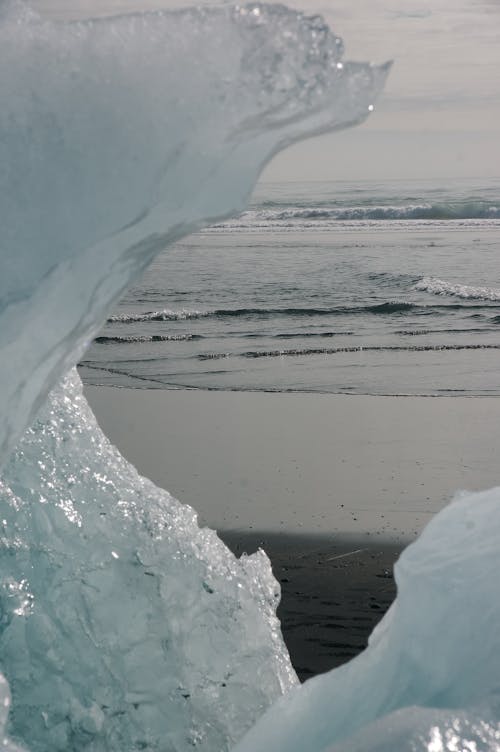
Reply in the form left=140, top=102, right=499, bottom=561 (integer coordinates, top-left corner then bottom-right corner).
left=0, top=370, right=296, bottom=750
left=0, top=1, right=498, bottom=751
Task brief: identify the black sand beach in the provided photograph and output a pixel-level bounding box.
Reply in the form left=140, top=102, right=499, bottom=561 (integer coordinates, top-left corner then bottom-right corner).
left=221, top=532, right=400, bottom=680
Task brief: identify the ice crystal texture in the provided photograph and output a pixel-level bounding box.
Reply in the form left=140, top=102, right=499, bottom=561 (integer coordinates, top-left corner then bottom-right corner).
left=0, top=370, right=297, bottom=750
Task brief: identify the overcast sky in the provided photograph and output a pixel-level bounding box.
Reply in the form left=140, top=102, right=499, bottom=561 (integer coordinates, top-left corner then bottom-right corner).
left=264, top=0, right=500, bottom=182
left=34, top=0, right=500, bottom=182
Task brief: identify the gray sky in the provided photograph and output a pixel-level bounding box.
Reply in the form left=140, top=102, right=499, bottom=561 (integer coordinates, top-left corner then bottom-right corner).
left=264, top=0, right=500, bottom=181
left=34, top=0, right=500, bottom=182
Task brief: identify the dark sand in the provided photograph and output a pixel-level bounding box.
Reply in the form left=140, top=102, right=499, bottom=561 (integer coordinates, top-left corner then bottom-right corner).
left=221, top=531, right=400, bottom=681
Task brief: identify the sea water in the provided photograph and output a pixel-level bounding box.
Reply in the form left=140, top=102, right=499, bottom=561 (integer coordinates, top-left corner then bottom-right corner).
left=81, top=177, right=500, bottom=396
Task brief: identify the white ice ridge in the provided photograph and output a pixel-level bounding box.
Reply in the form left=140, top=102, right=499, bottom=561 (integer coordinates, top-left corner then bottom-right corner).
left=234, top=486, right=500, bottom=752
left=0, top=0, right=389, bottom=465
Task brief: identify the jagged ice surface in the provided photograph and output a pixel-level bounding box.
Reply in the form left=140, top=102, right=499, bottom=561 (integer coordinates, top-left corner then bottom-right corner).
left=0, top=369, right=296, bottom=751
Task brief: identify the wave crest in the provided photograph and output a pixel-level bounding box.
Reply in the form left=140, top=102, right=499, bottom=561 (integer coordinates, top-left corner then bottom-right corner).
left=199, top=343, right=500, bottom=360
left=108, top=302, right=418, bottom=324
left=94, top=334, right=201, bottom=343
left=212, top=201, right=500, bottom=227
left=416, top=277, right=500, bottom=301
left=107, top=310, right=206, bottom=323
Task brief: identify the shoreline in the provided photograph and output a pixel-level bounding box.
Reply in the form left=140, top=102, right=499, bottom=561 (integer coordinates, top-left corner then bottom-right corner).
left=81, top=365, right=500, bottom=399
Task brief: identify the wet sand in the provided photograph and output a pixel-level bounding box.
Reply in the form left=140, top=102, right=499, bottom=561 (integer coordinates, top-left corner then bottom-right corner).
left=85, top=385, right=500, bottom=540
left=84, top=385, right=500, bottom=677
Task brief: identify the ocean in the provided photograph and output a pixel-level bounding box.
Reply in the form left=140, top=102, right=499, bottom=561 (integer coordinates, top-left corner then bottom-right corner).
left=80, top=178, right=500, bottom=396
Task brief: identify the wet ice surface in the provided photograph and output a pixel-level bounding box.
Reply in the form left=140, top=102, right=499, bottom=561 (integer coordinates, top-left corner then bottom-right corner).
left=326, top=701, right=500, bottom=752
left=0, top=370, right=296, bottom=750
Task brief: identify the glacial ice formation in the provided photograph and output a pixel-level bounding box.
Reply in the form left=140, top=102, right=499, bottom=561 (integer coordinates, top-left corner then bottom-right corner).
left=0, top=369, right=297, bottom=750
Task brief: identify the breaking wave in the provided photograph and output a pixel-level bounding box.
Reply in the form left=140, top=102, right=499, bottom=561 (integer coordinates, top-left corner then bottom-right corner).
left=394, top=327, right=490, bottom=336
left=213, top=200, right=500, bottom=227
left=416, top=277, right=500, bottom=301
left=107, top=300, right=500, bottom=325
left=107, top=303, right=417, bottom=323
left=107, top=310, right=207, bottom=323
left=94, top=334, right=201, bottom=344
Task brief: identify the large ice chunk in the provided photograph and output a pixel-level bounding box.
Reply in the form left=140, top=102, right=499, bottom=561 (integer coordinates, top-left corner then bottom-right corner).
left=0, top=370, right=296, bottom=751
left=0, top=1, right=388, bottom=464
left=234, top=487, right=500, bottom=752
left=0, top=3, right=391, bottom=750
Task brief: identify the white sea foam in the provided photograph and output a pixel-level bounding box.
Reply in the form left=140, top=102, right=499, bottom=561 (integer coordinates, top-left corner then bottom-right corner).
left=210, top=200, right=500, bottom=229
left=107, top=309, right=207, bottom=322
left=416, top=276, right=500, bottom=301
